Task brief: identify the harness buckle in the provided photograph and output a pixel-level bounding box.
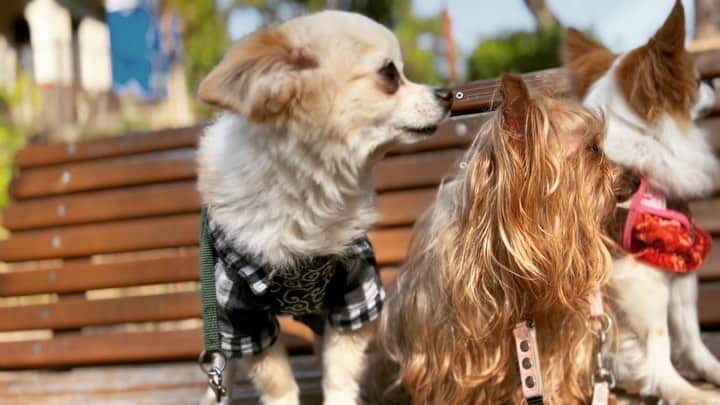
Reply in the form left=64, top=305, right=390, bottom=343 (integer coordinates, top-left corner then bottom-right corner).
left=199, top=350, right=227, bottom=402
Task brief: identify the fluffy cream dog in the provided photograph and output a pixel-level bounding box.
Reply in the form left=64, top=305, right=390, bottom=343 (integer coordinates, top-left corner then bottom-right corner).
left=565, top=1, right=720, bottom=402
left=197, top=10, right=451, bottom=405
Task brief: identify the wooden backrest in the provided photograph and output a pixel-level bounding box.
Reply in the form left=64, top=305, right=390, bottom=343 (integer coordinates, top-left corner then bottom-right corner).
left=0, top=52, right=719, bottom=370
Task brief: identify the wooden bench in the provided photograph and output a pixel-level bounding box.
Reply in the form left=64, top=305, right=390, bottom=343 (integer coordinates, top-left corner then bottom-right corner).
left=0, top=52, right=719, bottom=403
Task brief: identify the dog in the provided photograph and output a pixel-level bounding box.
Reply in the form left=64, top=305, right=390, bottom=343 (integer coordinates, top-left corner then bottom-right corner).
left=564, top=1, right=720, bottom=402
left=363, top=74, right=620, bottom=404
left=196, top=10, right=452, bottom=405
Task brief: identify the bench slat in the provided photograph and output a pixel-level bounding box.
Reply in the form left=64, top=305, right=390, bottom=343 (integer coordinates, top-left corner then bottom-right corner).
left=2, top=181, right=200, bottom=231
left=0, top=319, right=313, bottom=369
left=0, top=213, right=412, bottom=264
left=377, top=188, right=436, bottom=227
left=701, top=116, right=720, bottom=150
left=694, top=49, right=720, bottom=80
left=13, top=126, right=203, bottom=170
left=0, top=278, right=715, bottom=369
left=698, top=240, right=720, bottom=281
left=10, top=149, right=197, bottom=200
left=699, top=282, right=720, bottom=326
left=691, top=197, right=720, bottom=235
left=452, top=68, right=571, bottom=115
left=0, top=214, right=199, bottom=262
left=10, top=112, right=484, bottom=174
left=376, top=149, right=461, bottom=191
left=0, top=268, right=398, bottom=331
left=0, top=292, right=200, bottom=332
left=9, top=147, right=460, bottom=200
left=1, top=183, right=437, bottom=233
left=0, top=252, right=199, bottom=297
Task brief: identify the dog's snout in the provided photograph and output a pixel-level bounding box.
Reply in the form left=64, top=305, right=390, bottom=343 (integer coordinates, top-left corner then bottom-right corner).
left=434, top=87, right=453, bottom=107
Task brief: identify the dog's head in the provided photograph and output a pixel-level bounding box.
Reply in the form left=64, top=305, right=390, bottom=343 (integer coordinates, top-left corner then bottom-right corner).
left=462, top=74, right=616, bottom=311
left=564, top=0, right=719, bottom=198
left=199, top=11, right=452, bottom=158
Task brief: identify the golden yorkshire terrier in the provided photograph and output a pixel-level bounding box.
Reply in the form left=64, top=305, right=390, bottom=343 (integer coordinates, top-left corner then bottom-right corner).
left=363, top=74, right=623, bottom=404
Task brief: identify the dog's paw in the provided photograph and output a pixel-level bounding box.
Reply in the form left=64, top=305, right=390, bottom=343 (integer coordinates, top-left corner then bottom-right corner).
left=701, top=362, right=720, bottom=387
left=200, top=388, right=231, bottom=405
left=260, top=389, right=301, bottom=405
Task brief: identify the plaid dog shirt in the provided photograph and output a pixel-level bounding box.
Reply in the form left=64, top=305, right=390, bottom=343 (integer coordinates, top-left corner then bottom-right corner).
left=207, top=216, right=385, bottom=358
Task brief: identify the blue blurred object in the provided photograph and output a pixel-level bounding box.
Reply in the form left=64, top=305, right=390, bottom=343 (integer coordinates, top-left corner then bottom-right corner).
left=106, top=0, right=170, bottom=101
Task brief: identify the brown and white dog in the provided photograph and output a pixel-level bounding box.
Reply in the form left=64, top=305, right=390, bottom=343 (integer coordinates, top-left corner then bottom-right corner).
left=364, top=74, right=619, bottom=404
left=565, top=1, right=720, bottom=402
left=197, top=11, right=451, bottom=405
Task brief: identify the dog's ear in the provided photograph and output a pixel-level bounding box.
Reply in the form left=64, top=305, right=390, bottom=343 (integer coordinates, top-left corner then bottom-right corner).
left=563, top=28, right=615, bottom=96
left=198, top=28, right=318, bottom=121
left=651, top=0, right=685, bottom=53
left=500, top=74, right=532, bottom=134
left=616, top=0, right=695, bottom=122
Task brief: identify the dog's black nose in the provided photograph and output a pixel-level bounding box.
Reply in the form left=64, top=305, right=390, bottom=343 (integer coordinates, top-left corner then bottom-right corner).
left=434, top=87, right=453, bottom=104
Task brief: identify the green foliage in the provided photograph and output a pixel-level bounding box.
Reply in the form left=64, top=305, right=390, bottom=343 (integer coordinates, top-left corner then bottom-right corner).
left=467, top=25, right=563, bottom=81
left=395, top=15, right=443, bottom=85
left=168, top=0, right=229, bottom=114
left=0, top=72, right=34, bottom=209
left=0, top=123, right=23, bottom=209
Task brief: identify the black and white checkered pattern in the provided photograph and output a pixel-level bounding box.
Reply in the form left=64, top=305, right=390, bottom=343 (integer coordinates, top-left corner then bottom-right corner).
left=207, top=216, right=385, bottom=358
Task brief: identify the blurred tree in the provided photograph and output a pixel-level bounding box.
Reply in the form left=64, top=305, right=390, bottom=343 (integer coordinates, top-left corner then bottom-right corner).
left=467, top=25, right=563, bottom=80
left=166, top=0, right=229, bottom=101
left=0, top=73, right=34, bottom=208
left=524, top=0, right=558, bottom=29
left=467, top=0, right=562, bottom=80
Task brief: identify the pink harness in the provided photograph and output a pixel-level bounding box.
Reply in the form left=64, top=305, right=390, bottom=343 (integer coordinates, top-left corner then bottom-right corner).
left=622, top=177, right=691, bottom=251
left=620, top=176, right=711, bottom=273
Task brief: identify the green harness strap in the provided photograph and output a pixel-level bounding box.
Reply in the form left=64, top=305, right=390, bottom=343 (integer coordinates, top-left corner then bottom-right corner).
left=198, top=205, right=227, bottom=402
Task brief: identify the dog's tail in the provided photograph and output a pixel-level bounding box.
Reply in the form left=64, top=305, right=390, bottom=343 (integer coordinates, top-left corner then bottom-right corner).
left=360, top=343, right=412, bottom=405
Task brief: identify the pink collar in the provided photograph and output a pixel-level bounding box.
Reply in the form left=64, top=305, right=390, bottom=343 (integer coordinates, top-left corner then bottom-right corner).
left=622, top=177, right=690, bottom=251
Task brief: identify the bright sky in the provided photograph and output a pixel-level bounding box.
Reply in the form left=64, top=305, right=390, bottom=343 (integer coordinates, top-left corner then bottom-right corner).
left=226, top=0, right=696, bottom=55
left=414, top=0, right=695, bottom=55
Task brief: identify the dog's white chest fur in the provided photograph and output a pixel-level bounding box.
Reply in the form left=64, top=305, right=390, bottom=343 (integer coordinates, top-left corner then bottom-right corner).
left=197, top=114, right=378, bottom=267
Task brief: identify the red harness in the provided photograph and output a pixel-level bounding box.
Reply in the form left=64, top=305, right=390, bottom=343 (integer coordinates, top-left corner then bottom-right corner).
left=622, top=177, right=711, bottom=273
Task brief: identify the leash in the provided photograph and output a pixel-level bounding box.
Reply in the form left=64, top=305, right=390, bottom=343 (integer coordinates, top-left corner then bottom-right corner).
left=513, top=290, right=613, bottom=405
left=197, top=205, right=227, bottom=403
left=589, top=290, right=614, bottom=405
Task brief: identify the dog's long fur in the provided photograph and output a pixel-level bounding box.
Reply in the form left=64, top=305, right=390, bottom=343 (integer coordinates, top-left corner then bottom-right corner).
left=197, top=11, right=450, bottom=405
left=565, top=1, right=720, bottom=403
left=366, top=75, right=618, bottom=404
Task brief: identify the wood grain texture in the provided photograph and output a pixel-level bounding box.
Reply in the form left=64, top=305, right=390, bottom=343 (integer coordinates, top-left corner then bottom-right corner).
left=2, top=181, right=201, bottom=231
left=0, top=213, right=411, bottom=264
left=1, top=184, right=436, bottom=232
left=0, top=214, right=199, bottom=262
left=10, top=149, right=197, bottom=200
left=14, top=125, right=204, bottom=169
left=0, top=252, right=199, bottom=296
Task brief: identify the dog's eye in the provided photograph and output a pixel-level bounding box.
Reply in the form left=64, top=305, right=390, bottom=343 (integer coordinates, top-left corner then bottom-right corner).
left=588, top=142, right=601, bottom=155
left=377, top=61, right=400, bottom=94
left=379, top=62, right=399, bottom=83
